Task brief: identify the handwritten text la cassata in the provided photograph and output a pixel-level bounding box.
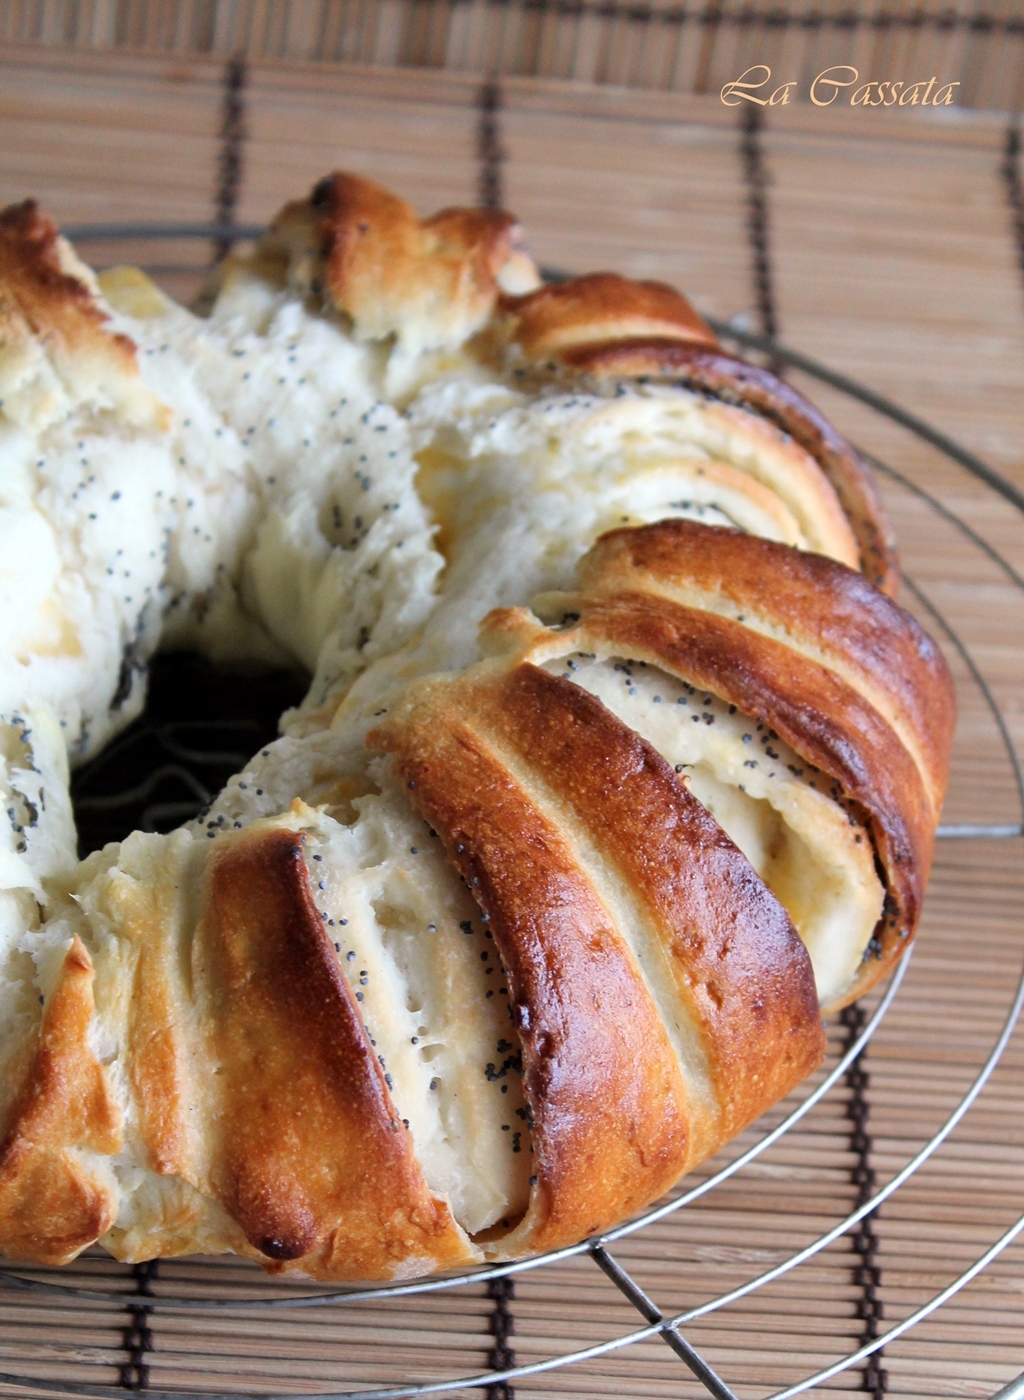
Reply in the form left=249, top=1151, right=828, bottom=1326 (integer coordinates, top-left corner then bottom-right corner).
left=721, top=65, right=960, bottom=108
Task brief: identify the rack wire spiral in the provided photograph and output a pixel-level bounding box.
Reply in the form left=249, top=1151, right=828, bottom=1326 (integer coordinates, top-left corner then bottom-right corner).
left=1, top=241, right=1022, bottom=1397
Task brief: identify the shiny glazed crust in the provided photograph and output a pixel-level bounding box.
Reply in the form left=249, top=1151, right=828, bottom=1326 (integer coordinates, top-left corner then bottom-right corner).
left=371, top=659, right=825, bottom=1254
left=192, top=829, right=475, bottom=1277
left=511, top=519, right=955, bottom=1008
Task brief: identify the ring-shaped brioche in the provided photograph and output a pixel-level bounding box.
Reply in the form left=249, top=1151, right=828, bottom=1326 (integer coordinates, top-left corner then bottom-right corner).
left=0, top=174, right=953, bottom=1278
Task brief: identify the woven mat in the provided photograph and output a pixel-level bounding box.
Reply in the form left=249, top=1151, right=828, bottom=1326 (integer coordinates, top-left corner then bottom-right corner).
left=1, top=43, right=1023, bottom=1399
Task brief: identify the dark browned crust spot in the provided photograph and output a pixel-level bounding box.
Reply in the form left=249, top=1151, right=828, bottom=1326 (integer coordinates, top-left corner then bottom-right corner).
left=372, top=702, right=694, bottom=1252
left=264, top=172, right=533, bottom=339
left=560, top=340, right=899, bottom=593
left=0, top=936, right=123, bottom=1265
left=0, top=200, right=140, bottom=377
left=315, top=175, right=524, bottom=303
left=196, top=826, right=473, bottom=1279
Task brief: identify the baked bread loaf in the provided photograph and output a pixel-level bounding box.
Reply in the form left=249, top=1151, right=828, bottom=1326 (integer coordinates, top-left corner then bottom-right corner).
left=0, top=174, right=953, bottom=1279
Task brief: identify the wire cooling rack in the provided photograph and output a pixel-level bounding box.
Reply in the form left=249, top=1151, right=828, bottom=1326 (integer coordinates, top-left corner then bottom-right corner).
left=1, top=257, right=1023, bottom=1397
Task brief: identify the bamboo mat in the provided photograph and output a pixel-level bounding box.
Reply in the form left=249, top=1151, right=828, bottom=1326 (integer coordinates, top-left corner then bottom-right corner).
left=1, top=42, right=1024, bottom=1399
left=2, top=0, right=1024, bottom=114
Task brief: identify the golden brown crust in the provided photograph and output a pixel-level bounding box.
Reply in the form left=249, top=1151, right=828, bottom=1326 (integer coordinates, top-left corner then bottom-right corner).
left=495, top=273, right=895, bottom=591
left=375, top=699, right=694, bottom=1251
left=0, top=936, right=122, bottom=1265
left=103, top=853, right=193, bottom=1179
left=579, top=522, right=952, bottom=818
left=500, top=273, right=717, bottom=361
left=194, top=827, right=474, bottom=1279
left=476, top=664, right=825, bottom=1144
left=261, top=172, right=540, bottom=351
left=371, top=659, right=824, bottom=1253
left=0, top=200, right=135, bottom=365
left=0, top=200, right=168, bottom=431
left=522, top=520, right=955, bottom=1008
left=558, top=339, right=899, bottom=593
left=561, top=591, right=928, bottom=994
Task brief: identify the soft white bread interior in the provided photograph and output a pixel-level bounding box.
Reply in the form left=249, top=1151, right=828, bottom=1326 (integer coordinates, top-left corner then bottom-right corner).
left=0, top=180, right=862, bottom=772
